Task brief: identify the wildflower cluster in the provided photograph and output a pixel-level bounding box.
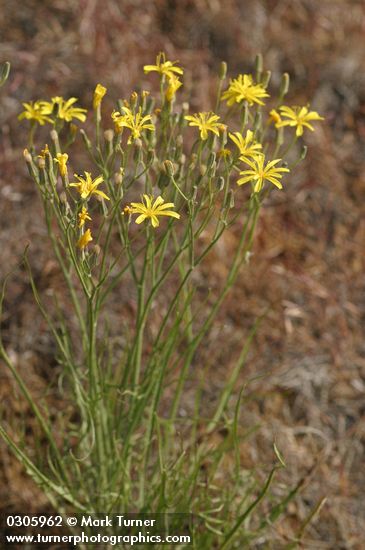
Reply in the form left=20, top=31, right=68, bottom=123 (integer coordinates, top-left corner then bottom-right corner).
left=3, top=54, right=324, bottom=547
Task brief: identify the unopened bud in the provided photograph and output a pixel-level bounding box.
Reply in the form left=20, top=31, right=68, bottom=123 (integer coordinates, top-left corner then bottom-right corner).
left=114, top=172, right=123, bottom=186
left=23, top=149, right=32, bottom=163
left=59, top=192, right=68, bottom=204
left=93, top=244, right=101, bottom=256
left=262, top=70, right=271, bottom=88
left=182, top=102, right=189, bottom=114
left=207, top=152, right=216, bottom=170
left=279, top=73, right=290, bottom=98
left=50, top=129, right=58, bottom=142
left=192, top=185, right=198, bottom=201
left=163, top=159, right=175, bottom=177
left=217, top=176, right=225, bottom=191
left=38, top=157, right=45, bottom=169
left=130, top=91, right=138, bottom=108
left=199, top=164, right=207, bottom=177
left=300, top=145, right=308, bottom=161
left=176, top=135, right=183, bottom=147
left=225, top=189, right=235, bottom=209
left=255, top=53, right=263, bottom=81
left=219, top=61, right=227, bottom=80
left=104, top=129, right=114, bottom=142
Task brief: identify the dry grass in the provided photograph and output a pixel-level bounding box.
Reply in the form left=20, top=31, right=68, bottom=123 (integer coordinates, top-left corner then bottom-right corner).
left=1, top=0, right=365, bottom=547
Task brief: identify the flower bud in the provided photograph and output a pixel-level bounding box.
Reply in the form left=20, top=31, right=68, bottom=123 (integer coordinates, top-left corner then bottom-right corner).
left=300, top=145, right=308, bottom=161
left=217, top=176, right=225, bottom=191
left=23, top=149, right=32, bottom=163
left=50, top=129, right=58, bottom=142
left=207, top=152, right=216, bottom=170
left=219, top=61, right=227, bottom=80
left=38, top=157, right=46, bottom=169
left=279, top=73, right=290, bottom=98
left=130, top=91, right=138, bottom=108
left=104, top=129, right=114, bottom=142
left=225, top=189, right=234, bottom=209
left=255, top=53, right=263, bottom=81
left=262, top=70, right=271, bottom=88
left=163, top=159, right=175, bottom=177
left=114, top=172, right=123, bottom=186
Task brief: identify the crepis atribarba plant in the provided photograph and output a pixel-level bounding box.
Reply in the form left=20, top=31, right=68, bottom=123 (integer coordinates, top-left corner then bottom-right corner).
left=0, top=53, right=323, bottom=548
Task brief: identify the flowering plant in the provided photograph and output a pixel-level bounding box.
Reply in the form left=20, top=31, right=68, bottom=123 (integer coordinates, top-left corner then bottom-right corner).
left=1, top=54, right=322, bottom=548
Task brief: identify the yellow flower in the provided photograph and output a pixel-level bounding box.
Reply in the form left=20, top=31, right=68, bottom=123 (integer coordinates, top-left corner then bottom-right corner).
left=111, top=107, right=154, bottom=143
left=144, top=52, right=183, bottom=79
left=129, top=195, right=180, bottom=228
left=217, top=148, right=232, bottom=159
left=38, top=144, right=50, bottom=159
left=221, top=74, right=269, bottom=106
left=77, top=228, right=93, bottom=249
left=184, top=112, right=223, bottom=140
left=78, top=206, right=92, bottom=228
left=238, top=155, right=289, bottom=193
left=54, top=153, right=68, bottom=177
left=53, top=97, right=87, bottom=122
left=123, top=205, right=133, bottom=216
left=229, top=130, right=263, bottom=162
left=18, top=101, right=53, bottom=125
left=93, top=83, right=107, bottom=109
left=278, top=106, right=324, bottom=136
left=269, top=109, right=282, bottom=128
left=69, top=172, right=110, bottom=201
left=165, top=74, right=182, bottom=102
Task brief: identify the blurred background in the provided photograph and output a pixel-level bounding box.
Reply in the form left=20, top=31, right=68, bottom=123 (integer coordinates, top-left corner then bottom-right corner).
left=1, top=0, right=365, bottom=547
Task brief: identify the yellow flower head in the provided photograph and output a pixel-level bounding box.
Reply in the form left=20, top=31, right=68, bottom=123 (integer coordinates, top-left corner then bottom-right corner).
left=69, top=172, right=110, bottom=201
left=38, top=144, right=50, bottom=159
left=123, top=205, right=133, bottom=216
left=165, top=74, right=182, bottom=102
left=93, top=83, right=107, bottom=110
left=185, top=112, right=223, bottom=141
left=144, top=52, right=183, bottom=79
left=77, top=228, right=93, bottom=249
left=217, top=148, right=232, bottom=160
left=54, top=153, right=69, bottom=177
left=111, top=107, right=154, bottom=143
left=18, top=101, right=53, bottom=125
left=238, top=154, right=289, bottom=193
left=229, top=130, right=263, bottom=162
left=278, top=105, right=324, bottom=136
left=129, top=195, right=180, bottom=228
left=52, top=97, right=87, bottom=123
left=221, top=74, right=269, bottom=107
left=78, top=206, right=92, bottom=228
left=269, top=109, right=282, bottom=128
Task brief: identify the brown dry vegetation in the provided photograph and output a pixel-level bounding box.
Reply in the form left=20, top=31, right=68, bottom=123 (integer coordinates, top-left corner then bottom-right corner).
left=1, top=0, right=365, bottom=548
